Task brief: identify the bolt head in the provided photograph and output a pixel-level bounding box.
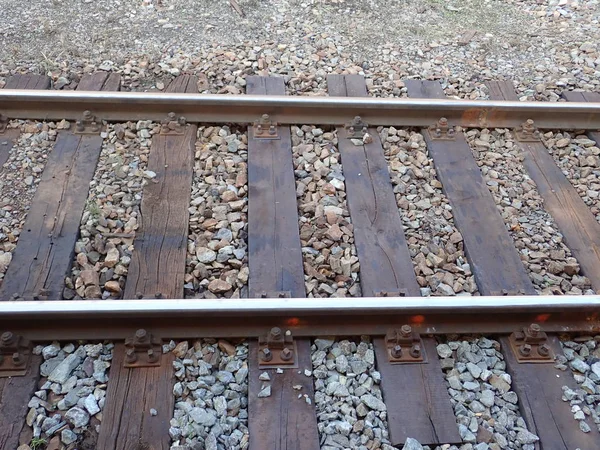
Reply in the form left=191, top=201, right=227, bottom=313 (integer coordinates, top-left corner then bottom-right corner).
left=147, top=349, right=158, bottom=363
left=391, top=345, right=402, bottom=358
left=1, top=331, right=13, bottom=343
left=270, top=327, right=282, bottom=340
left=125, top=348, right=137, bottom=363
left=135, top=329, right=147, bottom=339
left=260, top=348, right=273, bottom=362
left=528, top=323, right=541, bottom=335
left=280, top=348, right=293, bottom=361
left=410, top=344, right=421, bottom=358
left=519, top=344, right=532, bottom=356
left=12, top=352, right=23, bottom=365
left=538, top=344, right=550, bottom=356
left=400, top=324, right=412, bottom=337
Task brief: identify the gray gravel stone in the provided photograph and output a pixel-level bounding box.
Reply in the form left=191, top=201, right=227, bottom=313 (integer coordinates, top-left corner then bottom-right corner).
left=361, top=394, right=386, bottom=411
left=516, top=429, right=540, bottom=444
left=48, top=353, right=82, bottom=384
left=65, top=406, right=90, bottom=428
left=403, top=437, right=423, bottom=450
left=61, top=428, right=78, bottom=445
left=437, top=344, right=453, bottom=358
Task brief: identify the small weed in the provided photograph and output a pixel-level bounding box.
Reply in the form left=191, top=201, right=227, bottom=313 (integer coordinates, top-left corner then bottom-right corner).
left=87, top=200, right=102, bottom=220
left=30, top=437, right=47, bottom=450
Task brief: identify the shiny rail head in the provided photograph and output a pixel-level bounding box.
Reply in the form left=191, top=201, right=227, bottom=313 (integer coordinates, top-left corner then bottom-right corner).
left=1, top=295, right=599, bottom=317
left=1, top=90, right=599, bottom=129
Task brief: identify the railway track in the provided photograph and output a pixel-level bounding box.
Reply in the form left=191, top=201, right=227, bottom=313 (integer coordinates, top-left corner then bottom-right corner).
left=0, top=72, right=599, bottom=450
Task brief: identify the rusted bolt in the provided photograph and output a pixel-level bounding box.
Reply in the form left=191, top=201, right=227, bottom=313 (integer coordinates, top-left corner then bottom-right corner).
left=438, top=117, right=448, bottom=127
left=410, top=344, right=421, bottom=358
left=280, top=347, right=293, bottom=361
left=83, top=110, right=92, bottom=120
left=178, top=116, right=187, bottom=126
left=147, top=349, right=158, bottom=363
left=12, top=352, right=24, bottom=366
left=400, top=325, right=412, bottom=338
left=125, top=348, right=137, bottom=363
left=538, top=344, right=550, bottom=357
left=391, top=345, right=402, bottom=359
left=155, top=292, right=163, bottom=299
left=528, top=323, right=541, bottom=337
left=519, top=344, right=532, bottom=356
left=278, top=292, right=286, bottom=298
left=260, top=292, right=267, bottom=298
left=269, top=327, right=282, bottom=340
left=260, top=348, right=273, bottom=362
left=134, top=329, right=148, bottom=343
left=136, top=292, right=144, bottom=299
left=523, top=119, right=535, bottom=133
left=1, top=331, right=14, bottom=346
left=269, top=125, right=276, bottom=135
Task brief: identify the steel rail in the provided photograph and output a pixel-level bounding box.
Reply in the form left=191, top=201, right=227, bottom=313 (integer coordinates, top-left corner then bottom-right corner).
left=1, top=296, right=598, bottom=340
left=1, top=89, right=600, bottom=129
left=1, top=295, right=599, bottom=316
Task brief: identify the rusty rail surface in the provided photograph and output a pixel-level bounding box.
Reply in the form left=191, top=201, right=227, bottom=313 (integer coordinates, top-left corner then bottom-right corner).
left=1, top=89, right=600, bottom=129
left=1, top=296, right=598, bottom=340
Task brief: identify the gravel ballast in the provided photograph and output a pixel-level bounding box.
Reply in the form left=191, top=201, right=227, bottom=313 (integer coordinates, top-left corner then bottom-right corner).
left=168, top=339, right=249, bottom=450
left=311, top=338, right=394, bottom=450
left=19, top=342, right=112, bottom=450
left=0, top=120, right=60, bottom=287
left=381, top=127, right=479, bottom=297
left=184, top=125, right=248, bottom=299
left=466, top=128, right=595, bottom=295
left=67, top=122, right=154, bottom=299
left=432, top=337, right=540, bottom=450
left=557, top=336, right=600, bottom=434
left=293, top=126, right=361, bottom=298
left=543, top=131, right=600, bottom=225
